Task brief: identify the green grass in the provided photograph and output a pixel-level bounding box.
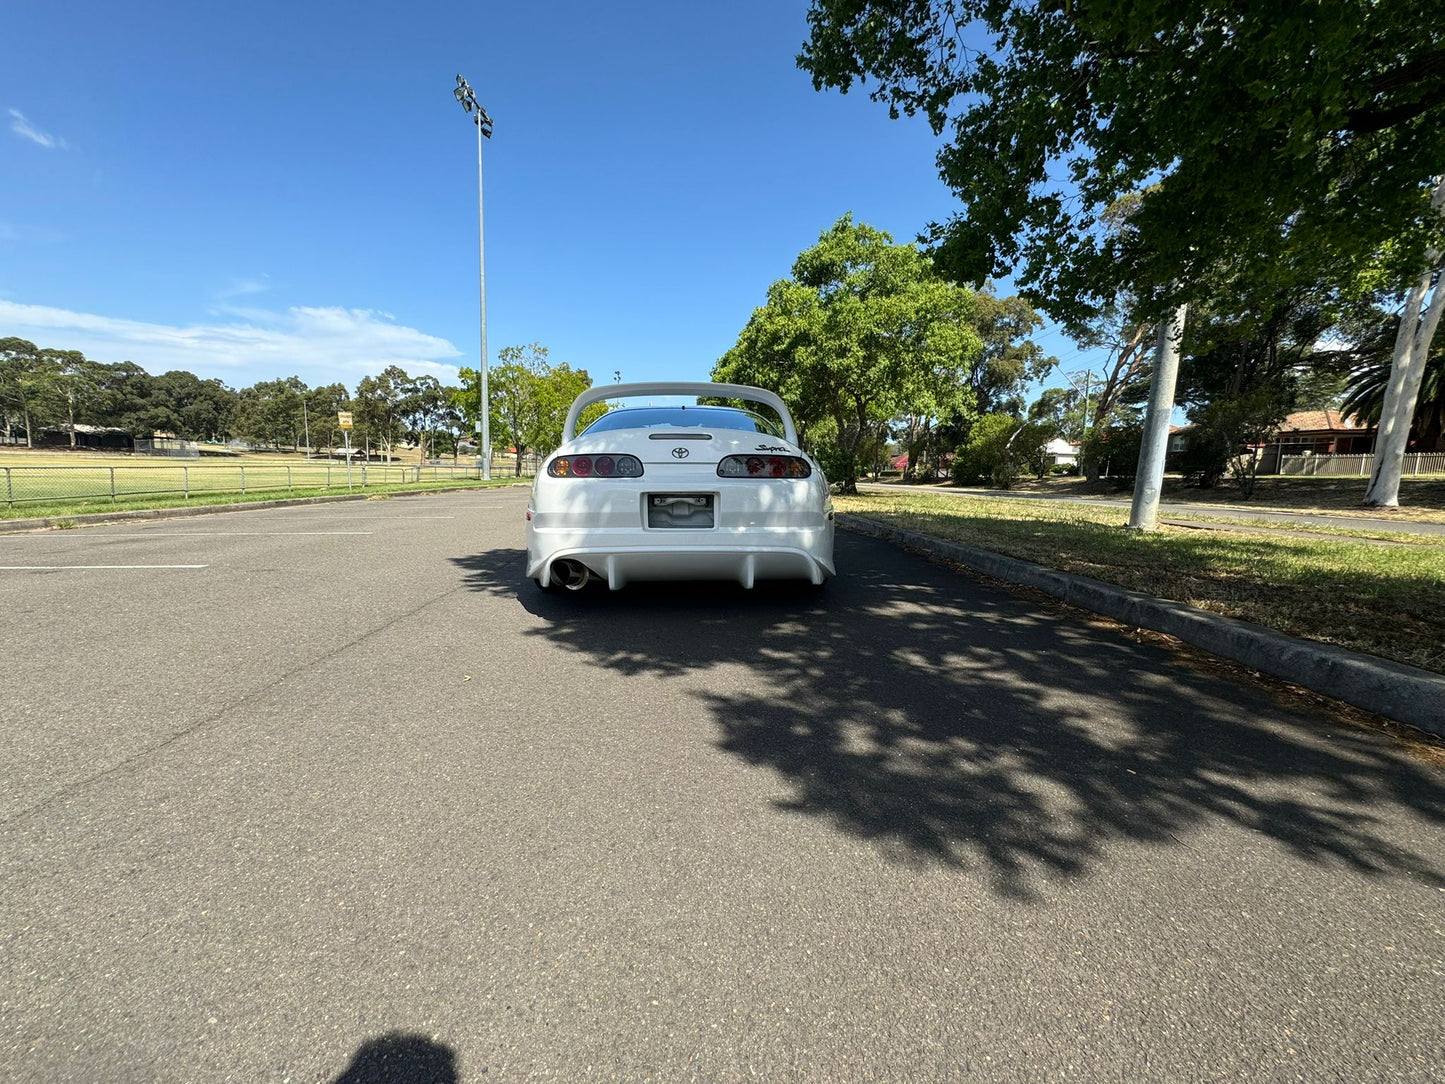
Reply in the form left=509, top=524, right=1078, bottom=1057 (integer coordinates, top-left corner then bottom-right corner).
left=837, top=492, right=1445, bottom=674
left=0, top=477, right=524, bottom=521
left=0, top=457, right=526, bottom=510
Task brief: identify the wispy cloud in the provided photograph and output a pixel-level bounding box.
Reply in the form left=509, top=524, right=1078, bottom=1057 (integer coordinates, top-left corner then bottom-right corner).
left=8, top=109, right=66, bottom=150
left=217, top=275, right=273, bottom=299
left=0, top=300, right=464, bottom=387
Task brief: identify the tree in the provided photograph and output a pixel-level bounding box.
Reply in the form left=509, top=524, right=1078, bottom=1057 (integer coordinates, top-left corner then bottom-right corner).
left=1028, top=387, right=1083, bottom=443
left=237, top=377, right=307, bottom=449
left=534, top=362, right=607, bottom=456
left=0, top=338, right=62, bottom=447
left=1343, top=342, right=1445, bottom=455
left=455, top=348, right=603, bottom=472
left=303, top=383, right=351, bottom=454
left=1365, top=180, right=1445, bottom=503
left=398, top=374, right=447, bottom=461
left=969, top=289, right=1056, bottom=416
left=40, top=349, right=105, bottom=447
left=488, top=344, right=549, bottom=476
left=800, top=1, right=1445, bottom=508
left=354, top=367, right=409, bottom=460
left=951, top=413, right=1051, bottom=489
left=715, top=215, right=982, bottom=492
left=152, top=371, right=233, bottom=441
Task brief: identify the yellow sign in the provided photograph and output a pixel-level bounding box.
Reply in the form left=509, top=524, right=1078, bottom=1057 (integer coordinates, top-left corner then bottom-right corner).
left=338, top=411, right=354, bottom=430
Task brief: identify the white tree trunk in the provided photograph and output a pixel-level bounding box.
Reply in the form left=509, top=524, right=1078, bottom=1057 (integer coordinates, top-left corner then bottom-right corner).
left=1128, top=302, right=1189, bottom=530
left=1364, top=177, right=1445, bottom=507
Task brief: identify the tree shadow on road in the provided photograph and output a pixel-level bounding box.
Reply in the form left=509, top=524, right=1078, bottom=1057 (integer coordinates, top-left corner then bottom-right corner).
left=451, top=537, right=1445, bottom=901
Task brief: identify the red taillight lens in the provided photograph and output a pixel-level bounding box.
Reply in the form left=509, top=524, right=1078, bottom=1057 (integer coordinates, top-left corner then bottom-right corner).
left=717, top=454, right=812, bottom=478
left=548, top=454, right=643, bottom=478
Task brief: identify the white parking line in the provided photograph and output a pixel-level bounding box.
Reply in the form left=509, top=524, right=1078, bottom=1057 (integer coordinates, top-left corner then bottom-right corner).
left=301, top=515, right=456, bottom=520
left=0, top=569, right=209, bottom=578
left=129, top=531, right=373, bottom=536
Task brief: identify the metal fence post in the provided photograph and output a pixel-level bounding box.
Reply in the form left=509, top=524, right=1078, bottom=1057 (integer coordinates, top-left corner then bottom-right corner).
left=184, top=466, right=189, bottom=499
left=109, top=467, right=116, bottom=503
left=240, top=466, right=246, bottom=494
left=327, top=464, right=332, bottom=488
left=3, top=466, right=10, bottom=506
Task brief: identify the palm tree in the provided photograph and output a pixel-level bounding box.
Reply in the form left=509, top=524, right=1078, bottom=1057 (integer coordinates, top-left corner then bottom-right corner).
left=1341, top=345, right=1444, bottom=453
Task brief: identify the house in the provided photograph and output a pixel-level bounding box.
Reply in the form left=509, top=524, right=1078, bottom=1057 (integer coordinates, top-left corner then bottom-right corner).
left=1044, top=437, right=1080, bottom=466
left=1256, top=410, right=1376, bottom=474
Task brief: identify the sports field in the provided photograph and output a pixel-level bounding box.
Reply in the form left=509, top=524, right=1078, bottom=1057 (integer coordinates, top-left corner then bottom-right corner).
left=0, top=449, right=513, bottom=507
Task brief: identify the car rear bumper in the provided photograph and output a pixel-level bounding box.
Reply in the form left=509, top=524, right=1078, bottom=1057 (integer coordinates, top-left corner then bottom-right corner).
left=526, top=525, right=834, bottom=589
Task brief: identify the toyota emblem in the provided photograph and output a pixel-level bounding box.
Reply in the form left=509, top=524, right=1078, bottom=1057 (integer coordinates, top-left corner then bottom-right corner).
left=671, top=447, right=690, bottom=459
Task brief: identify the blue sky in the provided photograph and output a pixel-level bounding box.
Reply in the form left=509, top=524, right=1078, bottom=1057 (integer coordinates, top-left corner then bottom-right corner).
left=2, top=0, right=1096, bottom=394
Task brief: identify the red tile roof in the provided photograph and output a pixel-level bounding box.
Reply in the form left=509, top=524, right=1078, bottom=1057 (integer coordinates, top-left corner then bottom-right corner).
left=1277, top=410, right=1370, bottom=433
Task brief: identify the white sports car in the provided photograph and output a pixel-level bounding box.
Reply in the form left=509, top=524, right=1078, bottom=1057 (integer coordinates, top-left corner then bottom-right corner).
left=526, top=382, right=835, bottom=591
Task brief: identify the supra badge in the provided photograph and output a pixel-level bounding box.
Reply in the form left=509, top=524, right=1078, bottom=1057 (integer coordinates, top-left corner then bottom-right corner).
left=671, top=447, right=690, bottom=459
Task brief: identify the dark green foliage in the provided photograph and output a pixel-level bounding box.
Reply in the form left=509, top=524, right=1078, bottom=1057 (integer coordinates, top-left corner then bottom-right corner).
left=715, top=215, right=983, bottom=493
left=1180, top=386, right=1292, bottom=495
left=800, top=2, right=1445, bottom=325
left=0, top=338, right=470, bottom=455
left=1342, top=342, right=1445, bottom=452
left=1081, top=425, right=1145, bottom=489
left=951, top=413, right=1051, bottom=488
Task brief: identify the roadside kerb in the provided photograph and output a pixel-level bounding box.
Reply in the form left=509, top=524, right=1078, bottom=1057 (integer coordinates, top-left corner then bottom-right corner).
left=838, top=513, right=1445, bottom=736
left=0, top=485, right=528, bottom=535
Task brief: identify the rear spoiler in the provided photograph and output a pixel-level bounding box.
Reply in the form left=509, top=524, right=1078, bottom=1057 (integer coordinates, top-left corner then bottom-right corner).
left=562, top=382, right=797, bottom=446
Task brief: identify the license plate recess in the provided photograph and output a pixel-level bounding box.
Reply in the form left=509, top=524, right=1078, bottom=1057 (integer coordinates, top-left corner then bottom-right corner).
left=647, top=493, right=715, bottom=529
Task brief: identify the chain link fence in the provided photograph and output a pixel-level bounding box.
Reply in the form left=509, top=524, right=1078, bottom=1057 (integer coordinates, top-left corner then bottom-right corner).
left=2, top=459, right=532, bottom=507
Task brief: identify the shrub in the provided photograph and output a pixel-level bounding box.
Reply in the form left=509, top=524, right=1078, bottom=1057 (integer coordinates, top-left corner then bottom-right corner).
left=1081, top=425, right=1144, bottom=489
left=951, top=415, right=1052, bottom=488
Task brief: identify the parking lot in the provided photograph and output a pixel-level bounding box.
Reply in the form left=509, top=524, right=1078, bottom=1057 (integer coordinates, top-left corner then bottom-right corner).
left=3, top=487, right=1442, bottom=1082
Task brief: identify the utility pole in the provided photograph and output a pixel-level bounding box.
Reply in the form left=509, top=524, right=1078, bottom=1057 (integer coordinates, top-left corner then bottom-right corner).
left=1128, top=304, right=1188, bottom=530
left=454, top=75, right=494, bottom=479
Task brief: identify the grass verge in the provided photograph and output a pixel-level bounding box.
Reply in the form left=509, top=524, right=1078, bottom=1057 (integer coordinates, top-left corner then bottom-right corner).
left=933, top=475, right=1445, bottom=523
left=0, top=478, right=523, bottom=521
left=837, top=491, right=1445, bottom=674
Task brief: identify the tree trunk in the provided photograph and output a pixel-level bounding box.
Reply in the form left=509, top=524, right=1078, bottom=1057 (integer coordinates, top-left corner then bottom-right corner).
left=1128, top=302, right=1189, bottom=530
left=514, top=447, right=524, bottom=476
left=68, top=390, right=76, bottom=448
left=1364, top=286, right=1444, bottom=503
left=23, top=405, right=32, bottom=449
left=1365, top=176, right=1445, bottom=507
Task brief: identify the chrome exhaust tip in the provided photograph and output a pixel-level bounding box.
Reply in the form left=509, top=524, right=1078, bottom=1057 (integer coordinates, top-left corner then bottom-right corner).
left=554, top=559, right=591, bottom=591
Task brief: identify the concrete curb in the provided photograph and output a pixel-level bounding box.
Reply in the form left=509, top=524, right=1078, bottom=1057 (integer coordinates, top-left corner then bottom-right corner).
left=838, top=514, right=1445, bottom=736
left=0, top=485, right=522, bottom=535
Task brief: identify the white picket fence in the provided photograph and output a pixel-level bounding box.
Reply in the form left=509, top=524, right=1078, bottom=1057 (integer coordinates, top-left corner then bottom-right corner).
left=1278, top=452, right=1445, bottom=477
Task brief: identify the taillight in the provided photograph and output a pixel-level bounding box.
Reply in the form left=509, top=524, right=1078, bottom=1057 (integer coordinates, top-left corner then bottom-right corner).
left=717, top=455, right=812, bottom=478
left=548, top=454, right=644, bottom=478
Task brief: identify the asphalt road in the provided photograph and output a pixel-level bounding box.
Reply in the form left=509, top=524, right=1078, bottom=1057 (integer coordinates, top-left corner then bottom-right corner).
left=2, top=488, right=1442, bottom=1083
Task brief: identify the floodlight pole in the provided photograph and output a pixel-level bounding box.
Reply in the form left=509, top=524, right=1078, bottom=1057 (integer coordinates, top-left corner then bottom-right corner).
left=474, top=104, right=490, bottom=480
left=455, top=75, right=493, bottom=480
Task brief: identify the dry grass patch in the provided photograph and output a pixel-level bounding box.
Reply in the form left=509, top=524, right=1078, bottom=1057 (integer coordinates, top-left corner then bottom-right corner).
left=945, top=474, right=1445, bottom=523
